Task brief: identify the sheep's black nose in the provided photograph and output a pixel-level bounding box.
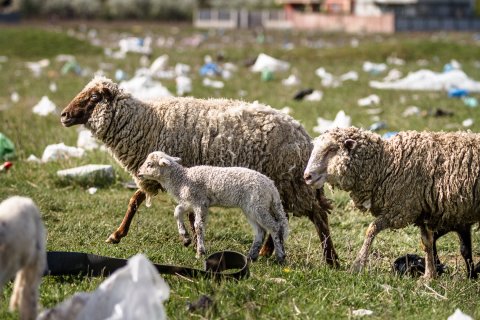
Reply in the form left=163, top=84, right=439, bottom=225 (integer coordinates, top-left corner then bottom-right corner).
left=61, top=111, right=67, bottom=117
left=304, top=173, right=312, bottom=182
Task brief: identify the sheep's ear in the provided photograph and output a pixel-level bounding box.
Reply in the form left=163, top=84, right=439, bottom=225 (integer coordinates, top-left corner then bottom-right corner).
left=171, top=156, right=181, bottom=163
left=101, top=87, right=113, bottom=102
left=344, top=139, right=357, bottom=151
left=158, top=158, right=172, bottom=166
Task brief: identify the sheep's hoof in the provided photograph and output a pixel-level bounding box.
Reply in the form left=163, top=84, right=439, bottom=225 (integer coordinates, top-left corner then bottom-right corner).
left=276, top=255, right=286, bottom=265
left=106, top=234, right=120, bottom=244
left=182, top=238, right=191, bottom=247
left=247, top=253, right=259, bottom=262
left=350, top=261, right=364, bottom=273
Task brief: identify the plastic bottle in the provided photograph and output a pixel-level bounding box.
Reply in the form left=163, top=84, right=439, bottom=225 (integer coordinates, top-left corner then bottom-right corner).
left=0, top=161, right=12, bottom=173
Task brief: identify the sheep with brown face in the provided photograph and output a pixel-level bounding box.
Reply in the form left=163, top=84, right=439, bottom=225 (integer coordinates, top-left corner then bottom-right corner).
left=60, top=76, right=339, bottom=267
left=0, top=196, right=46, bottom=320
left=304, top=127, right=480, bottom=279
left=138, top=151, right=289, bottom=262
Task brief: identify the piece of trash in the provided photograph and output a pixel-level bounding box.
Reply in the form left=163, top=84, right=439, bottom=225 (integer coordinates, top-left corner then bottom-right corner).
left=77, top=129, right=100, bottom=151
left=149, top=54, right=169, bottom=75
left=261, top=68, right=274, bottom=81
left=119, top=75, right=172, bottom=100
left=339, top=71, right=359, bottom=82
left=443, top=59, right=462, bottom=73
left=352, top=309, right=373, bottom=317
left=41, top=143, right=85, bottom=162
left=0, top=132, right=15, bottom=161
left=251, top=53, right=290, bottom=73
left=426, top=108, right=454, bottom=117
left=0, top=56, right=8, bottom=63
left=382, top=132, right=398, bottom=139
left=463, top=96, right=478, bottom=108
left=365, top=108, right=382, bottom=115
left=175, top=63, right=191, bottom=76
left=448, top=88, right=469, bottom=98
left=61, top=60, right=82, bottom=75
left=358, top=94, right=380, bottom=107
left=26, top=59, right=50, bottom=77
left=363, top=61, right=387, bottom=74
left=387, top=56, right=405, bottom=66
left=57, top=164, right=115, bottom=187
left=447, top=309, right=473, bottom=320
left=49, top=82, right=57, bottom=92
left=123, top=181, right=138, bottom=189
left=115, top=69, right=128, bottom=81
left=27, top=154, right=41, bottom=163
left=119, top=36, right=152, bottom=55
left=202, top=78, right=224, bottom=89
left=393, top=254, right=446, bottom=277
left=315, top=67, right=340, bottom=88
left=369, top=121, right=386, bottom=131
left=176, top=76, right=192, bottom=96
left=88, top=187, right=98, bottom=194
left=32, top=96, right=57, bottom=116
left=462, top=118, right=474, bottom=127
left=279, top=107, right=292, bottom=115
left=0, top=161, right=12, bottom=173
left=200, top=62, right=221, bottom=77
left=10, top=92, right=19, bottom=103
left=402, top=106, right=421, bottom=117
left=282, top=74, right=300, bottom=86
left=187, top=295, right=214, bottom=313
left=383, top=69, right=403, bottom=82
left=313, top=110, right=351, bottom=134
left=304, top=90, right=323, bottom=102
left=38, top=254, right=169, bottom=320
left=293, top=88, right=314, bottom=100
left=370, top=69, right=480, bottom=92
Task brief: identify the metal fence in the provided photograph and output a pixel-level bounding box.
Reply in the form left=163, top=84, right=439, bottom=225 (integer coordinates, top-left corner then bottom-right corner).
left=396, top=17, right=480, bottom=31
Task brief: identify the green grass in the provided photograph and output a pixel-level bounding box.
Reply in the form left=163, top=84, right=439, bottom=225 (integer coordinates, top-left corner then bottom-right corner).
left=2, top=23, right=480, bottom=319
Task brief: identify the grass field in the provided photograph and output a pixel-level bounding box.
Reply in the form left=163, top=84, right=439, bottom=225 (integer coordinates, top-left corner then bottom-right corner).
left=1, top=22, right=480, bottom=319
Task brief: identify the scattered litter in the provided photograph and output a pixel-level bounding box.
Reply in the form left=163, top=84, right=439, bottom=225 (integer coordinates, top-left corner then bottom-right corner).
left=175, top=63, right=191, bottom=76
left=41, top=143, right=85, bottom=162
left=313, top=110, right=351, bottom=134
left=282, top=74, right=301, bottom=86
left=261, top=69, right=274, bottom=81
left=387, top=56, right=405, bottom=66
left=463, top=96, right=478, bottom=108
left=448, top=88, right=469, bottom=98
left=10, top=92, right=19, bottom=103
left=0, top=161, right=12, bottom=173
left=202, top=78, right=224, bottom=89
left=339, top=71, right=359, bottom=82
left=352, top=309, right=373, bottom=317
left=447, top=309, right=473, bottom=320
left=402, top=106, right=421, bottom=117
left=119, top=36, right=152, bottom=55
left=77, top=129, right=100, bottom=150
left=393, top=254, right=446, bottom=277
left=279, top=107, right=292, bottom=115
left=369, top=121, right=386, bottom=131
left=370, top=69, right=480, bottom=92
left=462, top=118, right=474, bottom=127
left=119, top=75, right=172, bottom=100
left=32, top=96, right=57, bottom=116
left=383, top=69, right=403, bottom=82
left=176, top=76, right=192, bottom=96
left=251, top=53, right=290, bottom=73
left=88, top=187, right=98, bottom=195
left=0, top=133, right=15, bottom=161
left=293, top=88, right=313, bottom=101
left=443, top=59, right=462, bottom=72
left=315, top=67, right=340, bottom=88
left=427, top=108, right=454, bottom=117
left=0, top=56, right=8, bottom=63
left=61, top=60, right=82, bottom=75
left=115, top=69, right=128, bottom=81
left=358, top=94, right=380, bottom=107
left=57, top=164, right=115, bottom=187
left=365, top=108, right=382, bottom=115
left=363, top=61, right=387, bottom=74
left=382, top=132, right=398, bottom=139
left=304, top=90, right=323, bottom=101
left=38, top=254, right=169, bottom=320
left=26, top=59, right=50, bottom=77
left=49, top=82, right=57, bottom=92
left=200, top=62, right=221, bottom=77
left=149, top=54, right=169, bottom=75
left=27, top=154, right=41, bottom=163
left=187, top=295, right=214, bottom=313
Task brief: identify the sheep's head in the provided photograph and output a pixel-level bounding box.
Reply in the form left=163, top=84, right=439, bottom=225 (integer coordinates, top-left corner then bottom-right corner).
left=137, top=151, right=181, bottom=182
left=61, top=76, right=119, bottom=134
left=304, top=127, right=376, bottom=191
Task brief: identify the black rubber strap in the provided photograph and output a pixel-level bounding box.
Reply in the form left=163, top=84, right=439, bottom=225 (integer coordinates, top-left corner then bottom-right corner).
left=45, top=250, right=249, bottom=280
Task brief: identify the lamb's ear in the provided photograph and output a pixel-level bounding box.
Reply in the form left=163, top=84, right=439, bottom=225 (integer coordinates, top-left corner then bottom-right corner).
left=344, top=139, right=357, bottom=151
left=158, top=158, right=172, bottom=166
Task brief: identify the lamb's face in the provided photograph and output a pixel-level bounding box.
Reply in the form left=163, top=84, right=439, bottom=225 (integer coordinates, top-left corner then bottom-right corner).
left=137, top=152, right=181, bottom=182
left=304, top=132, right=357, bottom=189
left=60, top=76, right=115, bottom=129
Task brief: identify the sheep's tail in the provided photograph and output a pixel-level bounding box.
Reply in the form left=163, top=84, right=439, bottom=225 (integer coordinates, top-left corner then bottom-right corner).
left=272, top=193, right=289, bottom=241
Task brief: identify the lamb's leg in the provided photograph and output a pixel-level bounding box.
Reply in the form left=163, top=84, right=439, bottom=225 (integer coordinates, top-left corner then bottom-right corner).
left=420, top=224, right=436, bottom=279
left=455, top=224, right=476, bottom=279
left=193, top=206, right=208, bottom=258
left=351, top=218, right=388, bottom=273
left=188, top=211, right=197, bottom=249
left=106, top=190, right=146, bottom=244
left=270, top=227, right=286, bottom=264
left=247, top=222, right=267, bottom=262
left=174, top=205, right=191, bottom=246
left=10, top=265, right=40, bottom=320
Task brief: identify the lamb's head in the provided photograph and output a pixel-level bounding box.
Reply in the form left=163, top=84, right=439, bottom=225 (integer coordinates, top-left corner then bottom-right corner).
left=304, top=127, right=378, bottom=191
left=61, top=76, right=120, bottom=135
left=137, top=151, right=182, bottom=182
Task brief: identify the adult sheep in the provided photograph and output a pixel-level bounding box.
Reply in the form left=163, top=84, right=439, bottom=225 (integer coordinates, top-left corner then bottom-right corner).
left=303, top=127, right=480, bottom=279
left=60, top=76, right=339, bottom=266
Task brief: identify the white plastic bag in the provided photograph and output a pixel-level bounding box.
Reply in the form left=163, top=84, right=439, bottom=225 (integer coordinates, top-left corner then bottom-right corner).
left=41, top=143, right=85, bottom=162
left=38, top=254, right=170, bottom=320
left=33, top=96, right=57, bottom=116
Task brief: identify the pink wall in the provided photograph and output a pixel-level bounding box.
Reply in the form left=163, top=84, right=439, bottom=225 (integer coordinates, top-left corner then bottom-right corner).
left=291, top=12, right=395, bottom=33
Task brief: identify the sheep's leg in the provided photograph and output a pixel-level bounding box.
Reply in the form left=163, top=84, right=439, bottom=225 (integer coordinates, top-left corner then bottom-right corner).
left=10, top=265, right=40, bottom=320
left=174, top=205, right=191, bottom=246
left=193, top=206, right=207, bottom=258
left=188, top=211, right=197, bottom=249
left=270, top=228, right=286, bottom=264
left=352, top=218, right=388, bottom=273
left=247, top=221, right=267, bottom=262
left=455, top=224, right=476, bottom=279
left=420, top=224, right=436, bottom=279
left=106, top=190, right=146, bottom=244
left=309, top=210, right=340, bottom=268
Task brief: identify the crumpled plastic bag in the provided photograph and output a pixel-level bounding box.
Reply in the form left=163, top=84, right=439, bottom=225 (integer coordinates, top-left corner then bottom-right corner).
left=57, top=164, right=115, bottom=187
left=38, top=254, right=170, bottom=320
left=41, top=143, right=85, bottom=162
left=33, top=96, right=57, bottom=116
left=0, top=132, right=15, bottom=161
left=251, top=53, right=290, bottom=73
left=447, top=309, right=473, bottom=320
left=313, top=110, right=351, bottom=134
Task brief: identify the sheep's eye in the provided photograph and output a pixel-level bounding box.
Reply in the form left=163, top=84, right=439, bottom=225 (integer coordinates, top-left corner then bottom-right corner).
left=146, top=162, right=153, bottom=168
left=90, top=94, right=101, bottom=102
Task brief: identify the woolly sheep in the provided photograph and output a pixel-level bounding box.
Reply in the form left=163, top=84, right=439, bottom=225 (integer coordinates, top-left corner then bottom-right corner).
left=0, top=196, right=46, bottom=320
left=137, top=151, right=289, bottom=262
left=60, top=76, right=339, bottom=266
left=303, top=127, right=480, bottom=279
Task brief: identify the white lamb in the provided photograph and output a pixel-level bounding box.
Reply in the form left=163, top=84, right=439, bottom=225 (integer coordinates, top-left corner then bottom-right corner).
left=137, top=151, right=289, bottom=263
left=0, top=196, right=46, bottom=320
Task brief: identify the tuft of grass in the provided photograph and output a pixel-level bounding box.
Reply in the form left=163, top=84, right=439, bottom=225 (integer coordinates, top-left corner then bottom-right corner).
left=2, top=23, right=480, bottom=319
